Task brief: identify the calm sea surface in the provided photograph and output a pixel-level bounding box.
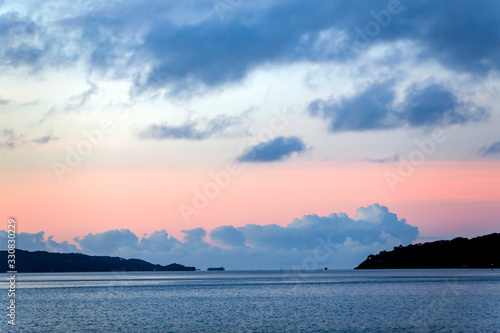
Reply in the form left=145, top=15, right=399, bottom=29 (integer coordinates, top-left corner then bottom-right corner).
left=1, top=269, right=499, bottom=332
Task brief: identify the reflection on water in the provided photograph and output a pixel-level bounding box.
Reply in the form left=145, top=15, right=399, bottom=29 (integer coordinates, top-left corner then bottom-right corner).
left=1, top=270, right=499, bottom=332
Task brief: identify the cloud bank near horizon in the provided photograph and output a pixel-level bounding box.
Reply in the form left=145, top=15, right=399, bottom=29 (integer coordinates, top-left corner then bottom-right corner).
left=0, top=204, right=419, bottom=269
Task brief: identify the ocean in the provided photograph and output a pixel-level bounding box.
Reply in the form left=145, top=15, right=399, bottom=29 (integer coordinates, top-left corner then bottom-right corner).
left=1, top=269, right=499, bottom=332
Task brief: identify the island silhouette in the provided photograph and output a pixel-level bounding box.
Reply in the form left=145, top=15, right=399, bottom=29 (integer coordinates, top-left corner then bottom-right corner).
left=356, top=233, right=499, bottom=269
left=1, top=250, right=195, bottom=273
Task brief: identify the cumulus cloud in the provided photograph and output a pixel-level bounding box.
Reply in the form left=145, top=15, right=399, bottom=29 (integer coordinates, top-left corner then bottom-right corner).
left=139, top=230, right=180, bottom=253
left=0, top=231, right=78, bottom=252
left=1, top=204, right=419, bottom=269
left=237, top=136, right=306, bottom=163
left=210, top=225, right=246, bottom=248
left=75, top=229, right=140, bottom=255
left=478, top=140, right=500, bottom=157
left=181, top=228, right=209, bottom=249
left=308, top=82, right=488, bottom=132
left=139, top=115, right=243, bottom=140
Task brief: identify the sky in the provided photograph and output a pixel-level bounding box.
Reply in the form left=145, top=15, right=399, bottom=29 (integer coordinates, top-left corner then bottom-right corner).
left=0, top=0, right=499, bottom=269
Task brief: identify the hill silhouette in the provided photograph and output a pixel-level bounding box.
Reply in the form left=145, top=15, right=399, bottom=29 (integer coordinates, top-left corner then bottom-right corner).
left=1, top=249, right=195, bottom=273
left=356, top=233, right=500, bottom=269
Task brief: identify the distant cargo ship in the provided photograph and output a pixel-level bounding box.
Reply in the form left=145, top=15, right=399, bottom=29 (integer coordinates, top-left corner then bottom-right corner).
left=207, top=267, right=225, bottom=271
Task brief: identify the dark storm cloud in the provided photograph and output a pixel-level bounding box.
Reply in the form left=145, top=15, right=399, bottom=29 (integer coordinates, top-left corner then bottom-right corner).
left=308, top=82, right=488, bottom=132
left=236, top=136, right=306, bottom=163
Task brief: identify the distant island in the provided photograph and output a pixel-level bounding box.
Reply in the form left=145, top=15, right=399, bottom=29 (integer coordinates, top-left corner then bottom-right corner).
left=207, top=267, right=225, bottom=271
left=1, top=249, right=195, bottom=273
left=356, top=233, right=500, bottom=269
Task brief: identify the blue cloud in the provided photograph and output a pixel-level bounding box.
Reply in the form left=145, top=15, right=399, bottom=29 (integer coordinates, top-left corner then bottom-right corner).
left=139, top=230, right=179, bottom=252
left=1, top=1, right=496, bottom=91
left=309, top=81, right=396, bottom=132
left=403, top=84, right=486, bottom=127
left=210, top=226, right=246, bottom=248
left=0, top=12, right=54, bottom=68
left=139, top=115, right=242, bottom=140
left=74, top=229, right=140, bottom=255
left=32, top=133, right=58, bottom=144
left=0, top=129, right=59, bottom=148
left=0, top=129, right=24, bottom=149
left=309, top=82, right=488, bottom=132
left=0, top=231, right=78, bottom=253
left=236, top=136, right=306, bottom=163
left=1, top=204, right=420, bottom=269
left=180, top=228, right=209, bottom=250
left=109, top=0, right=340, bottom=92
left=363, top=154, right=400, bottom=163
left=479, top=141, right=500, bottom=157
left=133, top=1, right=500, bottom=91
left=236, top=204, right=418, bottom=251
